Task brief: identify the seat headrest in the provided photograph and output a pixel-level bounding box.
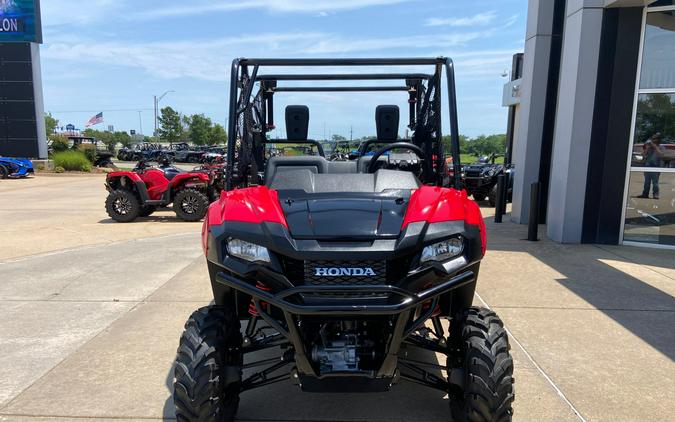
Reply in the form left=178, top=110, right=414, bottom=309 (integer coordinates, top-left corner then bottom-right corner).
left=286, top=105, right=310, bottom=141
left=376, top=105, right=399, bottom=141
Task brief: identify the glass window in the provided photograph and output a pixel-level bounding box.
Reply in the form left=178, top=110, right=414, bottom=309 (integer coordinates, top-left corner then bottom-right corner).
left=624, top=171, right=675, bottom=246
left=649, top=1, right=675, bottom=7
left=640, top=11, right=675, bottom=89
left=631, top=93, right=675, bottom=167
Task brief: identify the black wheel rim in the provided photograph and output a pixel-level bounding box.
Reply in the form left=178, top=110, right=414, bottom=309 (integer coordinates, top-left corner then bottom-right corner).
left=113, top=197, right=132, bottom=215
left=181, top=195, right=200, bottom=214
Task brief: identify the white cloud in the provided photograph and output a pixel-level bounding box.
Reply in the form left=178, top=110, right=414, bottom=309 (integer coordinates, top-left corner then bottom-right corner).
left=425, top=11, right=497, bottom=27
left=302, top=31, right=492, bottom=54
left=41, top=29, right=508, bottom=81
left=41, top=0, right=124, bottom=26
left=132, top=0, right=412, bottom=20
left=42, top=32, right=321, bottom=81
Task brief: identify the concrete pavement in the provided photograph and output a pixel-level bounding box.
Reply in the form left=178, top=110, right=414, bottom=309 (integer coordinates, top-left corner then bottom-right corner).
left=0, top=175, right=673, bottom=421
left=0, top=175, right=198, bottom=260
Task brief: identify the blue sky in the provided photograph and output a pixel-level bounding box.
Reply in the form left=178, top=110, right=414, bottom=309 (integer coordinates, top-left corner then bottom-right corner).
left=40, top=0, right=526, bottom=139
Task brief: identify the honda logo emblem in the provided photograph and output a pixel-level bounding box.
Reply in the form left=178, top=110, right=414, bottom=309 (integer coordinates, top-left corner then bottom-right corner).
left=314, top=267, right=376, bottom=277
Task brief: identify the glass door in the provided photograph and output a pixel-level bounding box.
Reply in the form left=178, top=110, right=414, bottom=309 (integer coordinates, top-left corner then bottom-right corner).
left=622, top=5, right=675, bottom=249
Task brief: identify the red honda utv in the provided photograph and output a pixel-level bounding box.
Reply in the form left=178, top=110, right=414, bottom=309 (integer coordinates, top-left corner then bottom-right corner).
left=105, top=155, right=218, bottom=222
left=174, top=58, right=514, bottom=422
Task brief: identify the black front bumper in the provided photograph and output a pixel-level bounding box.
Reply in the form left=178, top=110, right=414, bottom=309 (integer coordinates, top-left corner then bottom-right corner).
left=206, top=219, right=483, bottom=317
left=216, top=269, right=475, bottom=316
left=463, top=177, right=491, bottom=189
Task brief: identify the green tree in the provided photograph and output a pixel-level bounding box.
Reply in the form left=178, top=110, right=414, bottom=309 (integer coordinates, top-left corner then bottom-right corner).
left=332, top=134, right=347, bottom=142
left=209, top=123, right=228, bottom=145
left=188, top=114, right=213, bottom=146
left=179, top=114, right=191, bottom=143
left=442, top=134, right=468, bottom=154
left=49, top=134, right=69, bottom=153
left=45, top=113, right=59, bottom=136
left=157, top=107, right=183, bottom=143
left=465, top=134, right=507, bottom=157
left=113, top=131, right=133, bottom=149
left=635, top=93, right=674, bottom=144
left=82, top=128, right=115, bottom=151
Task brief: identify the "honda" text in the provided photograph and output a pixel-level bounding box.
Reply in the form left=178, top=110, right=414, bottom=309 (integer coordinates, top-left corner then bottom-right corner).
left=314, top=267, right=376, bottom=277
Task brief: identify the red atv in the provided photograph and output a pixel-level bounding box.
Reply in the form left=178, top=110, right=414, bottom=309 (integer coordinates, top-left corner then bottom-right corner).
left=105, top=156, right=218, bottom=222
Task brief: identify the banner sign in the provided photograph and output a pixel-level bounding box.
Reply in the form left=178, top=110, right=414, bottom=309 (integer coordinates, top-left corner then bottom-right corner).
left=0, top=0, right=42, bottom=43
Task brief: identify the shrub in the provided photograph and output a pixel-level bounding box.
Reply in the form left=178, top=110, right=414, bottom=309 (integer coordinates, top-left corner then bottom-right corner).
left=77, top=144, right=98, bottom=163
left=49, top=134, right=70, bottom=153
left=53, top=151, right=92, bottom=172
left=54, top=166, right=65, bottom=173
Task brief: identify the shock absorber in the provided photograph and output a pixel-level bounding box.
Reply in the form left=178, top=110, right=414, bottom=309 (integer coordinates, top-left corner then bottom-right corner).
left=248, top=281, right=271, bottom=317
left=245, top=281, right=272, bottom=343
left=421, top=283, right=441, bottom=317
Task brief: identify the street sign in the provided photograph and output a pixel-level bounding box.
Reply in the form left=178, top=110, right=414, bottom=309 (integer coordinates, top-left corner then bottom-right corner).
left=130, top=130, right=136, bottom=135
left=0, top=0, right=42, bottom=43
left=502, top=78, right=522, bottom=107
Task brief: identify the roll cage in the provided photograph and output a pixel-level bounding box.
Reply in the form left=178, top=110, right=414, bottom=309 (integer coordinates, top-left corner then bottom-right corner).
left=225, top=57, right=462, bottom=190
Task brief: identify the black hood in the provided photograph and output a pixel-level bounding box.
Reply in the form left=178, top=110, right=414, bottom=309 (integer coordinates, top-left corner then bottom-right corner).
left=278, top=190, right=411, bottom=240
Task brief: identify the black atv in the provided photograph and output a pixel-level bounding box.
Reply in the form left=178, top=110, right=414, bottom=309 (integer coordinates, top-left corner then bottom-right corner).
left=173, top=58, right=515, bottom=422
left=462, top=154, right=514, bottom=206
left=117, top=142, right=164, bottom=162
left=171, top=142, right=206, bottom=163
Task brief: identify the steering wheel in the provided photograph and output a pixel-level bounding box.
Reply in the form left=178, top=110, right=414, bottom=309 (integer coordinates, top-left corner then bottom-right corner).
left=367, top=142, right=431, bottom=179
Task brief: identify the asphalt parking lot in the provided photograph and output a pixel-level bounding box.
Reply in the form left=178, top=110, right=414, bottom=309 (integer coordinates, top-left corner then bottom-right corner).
left=1, top=174, right=674, bottom=421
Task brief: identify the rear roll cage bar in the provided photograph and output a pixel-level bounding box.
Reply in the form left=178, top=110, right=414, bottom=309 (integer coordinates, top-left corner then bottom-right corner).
left=226, top=57, right=462, bottom=190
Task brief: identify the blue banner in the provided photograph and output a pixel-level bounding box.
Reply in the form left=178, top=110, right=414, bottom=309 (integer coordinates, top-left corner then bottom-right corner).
left=0, top=0, right=42, bottom=43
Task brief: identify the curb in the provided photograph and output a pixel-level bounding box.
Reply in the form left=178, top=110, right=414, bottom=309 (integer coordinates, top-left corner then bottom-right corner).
left=34, top=172, right=106, bottom=177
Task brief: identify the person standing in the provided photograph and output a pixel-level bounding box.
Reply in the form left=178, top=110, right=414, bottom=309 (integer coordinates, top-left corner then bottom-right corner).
left=637, top=133, right=665, bottom=199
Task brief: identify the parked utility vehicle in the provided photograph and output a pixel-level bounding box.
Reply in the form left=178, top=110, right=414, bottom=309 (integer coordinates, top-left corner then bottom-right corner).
left=461, top=154, right=514, bottom=206
left=104, top=155, right=216, bottom=222
left=174, top=58, right=514, bottom=422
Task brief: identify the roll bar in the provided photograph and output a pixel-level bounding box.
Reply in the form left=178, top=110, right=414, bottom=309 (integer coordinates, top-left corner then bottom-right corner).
left=226, top=57, right=462, bottom=190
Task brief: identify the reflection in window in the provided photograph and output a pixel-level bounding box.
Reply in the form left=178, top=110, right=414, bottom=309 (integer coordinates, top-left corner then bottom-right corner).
left=632, top=93, right=675, bottom=167
left=640, top=10, right=675, bottom=89
left=624, top=171, right=675, bottom=246
left=649, top=1, right=675, bottom=7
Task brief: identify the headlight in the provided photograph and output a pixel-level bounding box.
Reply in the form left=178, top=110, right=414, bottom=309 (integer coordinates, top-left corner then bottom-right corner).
left=421, top=238, right=464, bottom=263
left=226, top=238, right=270, bottom=263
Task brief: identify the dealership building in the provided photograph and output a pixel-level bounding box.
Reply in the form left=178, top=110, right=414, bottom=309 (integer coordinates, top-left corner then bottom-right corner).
left=1, top=0, right=673, bottom=250
left=510, top=0, right=675, bottom=249
left=0, top=0, right=46, bottom=158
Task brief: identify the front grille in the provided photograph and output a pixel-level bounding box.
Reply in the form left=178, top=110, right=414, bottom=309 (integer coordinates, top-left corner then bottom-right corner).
left=465, top=171, right=483, bottom=178
left=304, top=260, right=387, bottom=286
left=278, top=256, right=412, bottom=287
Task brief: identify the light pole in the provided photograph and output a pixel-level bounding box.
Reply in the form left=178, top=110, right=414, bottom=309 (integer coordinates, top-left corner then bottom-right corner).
left=138, top=111, right=143, bottom=135
left=154, top=90, right=175, bottom=137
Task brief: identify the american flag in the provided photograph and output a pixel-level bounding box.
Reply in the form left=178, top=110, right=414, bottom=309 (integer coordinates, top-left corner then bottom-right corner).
left=85, top=112, right=104, bottom=128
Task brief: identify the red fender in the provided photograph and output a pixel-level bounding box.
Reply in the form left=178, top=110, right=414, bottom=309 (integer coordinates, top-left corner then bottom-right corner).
left=106, top=170, right=169, bottom=200
left=206, top=186, right=287, bottom=228
left=170, top=172, right=211, bottom=190
left=106, top=171, right=143, bottom=183
left=402, top=186, right=487, bottom=256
